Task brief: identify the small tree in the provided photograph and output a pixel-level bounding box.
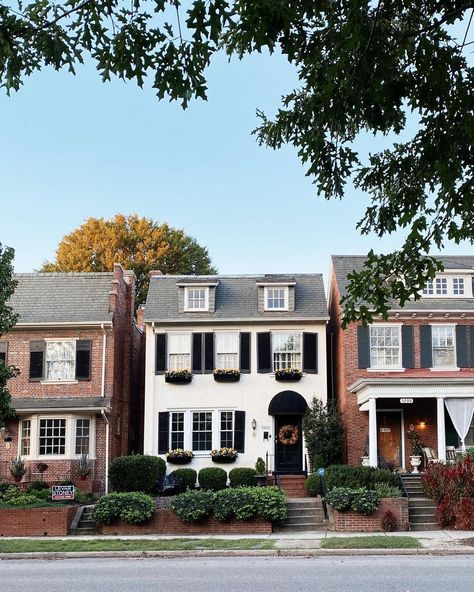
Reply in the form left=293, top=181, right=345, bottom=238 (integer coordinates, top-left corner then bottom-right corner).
left=302, top=398, right=344, bottom=469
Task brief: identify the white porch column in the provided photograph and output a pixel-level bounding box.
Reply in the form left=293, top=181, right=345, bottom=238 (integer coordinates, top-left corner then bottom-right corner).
left=368, top=398, right=378, bottom=467
left=437, top=397, right=446, bottom=462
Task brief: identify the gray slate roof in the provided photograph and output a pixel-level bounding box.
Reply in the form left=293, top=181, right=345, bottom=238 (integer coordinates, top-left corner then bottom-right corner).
left=331, top=255, right=474, bottom=311
left=13, top=397, right=111, bottom=411
left=144, top=274, right=328, bottom=322
left=10, top=273, right=115, bottom=324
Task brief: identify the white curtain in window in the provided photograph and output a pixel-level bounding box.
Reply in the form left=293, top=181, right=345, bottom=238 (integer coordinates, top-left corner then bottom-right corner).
left=445, top=398, right=474, bottom=452
left=46, top=341, right=75, bottom=380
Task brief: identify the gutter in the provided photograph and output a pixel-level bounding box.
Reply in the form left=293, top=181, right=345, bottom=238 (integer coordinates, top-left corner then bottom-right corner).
left=101, top=324, right=107, bottom=398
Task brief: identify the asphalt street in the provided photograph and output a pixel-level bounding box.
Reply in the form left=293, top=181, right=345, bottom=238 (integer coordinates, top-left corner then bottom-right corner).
left=2, top=556, right=474, bottom=592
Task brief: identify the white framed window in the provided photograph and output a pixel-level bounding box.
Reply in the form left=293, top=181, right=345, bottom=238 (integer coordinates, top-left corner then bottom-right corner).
left=264, top=286, right=289, bottom=311
left=170, top=412, right=185, bottom=449
left=45, top=340, right=75, bottom=381
left=39, top=418, right=66, bottom=455
left=168, top=333, right=191, bottom=371
left=220, top=411, right=234, bottom=448
left=466, top=417, right=474, bottom=448
left=215, top=332, right=239, bottom=369
left=75, top=418, right=91, bottom=455
left=21, top=420, right=31, bottom=456
left=422, top=281, right=434, bottom=295
left=369, top=326, right=401, bottom=368
left=192, top=411, right=213, bottom=451
left=184, top=287, right=209, bottom=311
left=435, top=278, right=448, bottom=295
left=453, top=278, right=465, bottom=295
left=432, top=325, right=456, bottom=367
left=272, top=332, right=301, bottom=371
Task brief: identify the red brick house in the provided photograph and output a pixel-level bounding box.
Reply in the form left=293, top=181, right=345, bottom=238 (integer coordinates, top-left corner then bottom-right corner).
left=328, top=255, right=474, bottom=470
left=0, top=264, right=142, bottom=492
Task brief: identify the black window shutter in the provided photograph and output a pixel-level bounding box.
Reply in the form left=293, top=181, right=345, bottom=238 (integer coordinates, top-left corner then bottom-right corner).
left=158, top=412, right=170, bottom=454
left=29, top=340, right=45, bottom=380
left=192, top=333, right=203, bottom=373
left=75, top=340, right=91, bottom=380
left=470, top=327, right=474, bottom=369
left=401, top=326, right=414, bottom=369
left=357, top=326, right=370, bottom=369
left=240, top=333, right=251, bottom=373
left=456, top=325, right=468, bottom=368
left=303, top=333, right=318, bottom=373
left=234, top=410, right=245, bottom=453
left=155, top=334, right=167, bottom=374
left=204, top=333, right=214, bottom=373
left=0, top=342, right=7, bottom=365
left=420, top=325, right=433, bottom=368
left=257, top=332, right=272, bottom=373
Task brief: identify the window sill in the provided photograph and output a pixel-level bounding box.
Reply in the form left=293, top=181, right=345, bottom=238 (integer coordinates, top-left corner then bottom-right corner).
left=366, top=367, right=405, bottom=373
left=40, top=380, right=79, bottom=385
left=430, top=367, right=460, bottom=372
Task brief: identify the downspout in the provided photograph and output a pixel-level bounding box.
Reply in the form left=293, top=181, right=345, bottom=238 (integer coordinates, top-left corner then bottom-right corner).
left=101, top=324, right=107, bottom=398
left=101, top=409, right=110, bottom=495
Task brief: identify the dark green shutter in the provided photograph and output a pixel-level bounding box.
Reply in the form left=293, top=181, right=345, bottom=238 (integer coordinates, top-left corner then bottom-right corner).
left=192, top=333, right=203, bottom=373
left=402, top=326, right=414, bottom=369
left=257, top=333, right=271, bottom=373
left=234, top=410, right=245, bottom=453
left=29, top=340, right=45, bottom=380
left=155, top=334, right=167, bottom=374
left=303, top=333, right=318, bottom=373
left=357, top=326, right=370, bottom=369
left=456, top=325, right=468, bottom=368
left=158, top=412, right=170, bottom=454
left=204, top=333, right=214, bottom=373
left=420, top=325, right=433, bottom=368
left=75, top=340, right=91, bottom=380
left=0, top=342, right=7, bottom=365
left=240, top=333, right=251, bottom=373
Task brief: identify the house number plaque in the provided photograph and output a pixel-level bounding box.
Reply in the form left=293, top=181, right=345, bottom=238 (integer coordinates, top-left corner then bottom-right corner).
left=400, top=398, right=414, bottom=404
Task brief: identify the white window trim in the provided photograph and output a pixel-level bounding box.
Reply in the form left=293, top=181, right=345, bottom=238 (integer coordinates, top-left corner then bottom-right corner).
left=430, top=323, right=458, bottom=371
left=41, top=338, right=78, bottom=383
left=369, top=324, right=403, bottom=371
left=17, top=414, right=96, bottom=461
left=167, top=332, right=192, bottom=371
left=264, top=286, right=289, bottom=311
left=167, top=409, right=235, bottom=456
left=271, top=331, right=302, bottom=372
left=214, top=331, right=240, bottom=370
left=184, top=286, right=210, bottom=312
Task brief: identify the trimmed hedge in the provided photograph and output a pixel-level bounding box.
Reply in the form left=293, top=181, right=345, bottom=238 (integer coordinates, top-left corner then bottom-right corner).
left=169, top=468, right=197, bottom=492
left=170, top=490, right=214, bottom=522
left=304, top=473, right=322, bottom=497
left=109, top=455, right=166, bottom=494
left=198, top=467, right=227, bottom=491
left=324, top=465, right=399, bottom=491
left=229, top=467, right=257, bottom=488
left=325, top=486, right=379, bottom=515
left=91, top=492, right=155, bottom=525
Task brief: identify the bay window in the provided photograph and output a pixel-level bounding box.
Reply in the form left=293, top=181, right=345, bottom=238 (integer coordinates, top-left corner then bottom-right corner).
left=39, top=418, right=66, bottom=455
left=75, top=418, right=91, bottom=455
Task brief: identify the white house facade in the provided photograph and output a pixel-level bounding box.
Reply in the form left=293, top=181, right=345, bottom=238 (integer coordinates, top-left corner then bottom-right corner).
left=143, top=274, right=328, bottom=475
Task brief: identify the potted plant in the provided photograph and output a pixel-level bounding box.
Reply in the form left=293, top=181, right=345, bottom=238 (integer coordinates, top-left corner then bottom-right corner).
left=361, top=436, right=370, bottom=467
left=165, top=369, right=192, bottom=384
left=166, top=449, right=193, bottom=464
left=407, top=427, right=423, bottom=474
left=254, top=457, right=267, bottom=486
left=274, top=368, right=302, bottom=381
left=213, top=368, right=240, bottom=382
left=10, top=457, right=26, bottom=483
left=75, top=454, right=92, bottom=480
left=211, top=447, right=238, bottom=463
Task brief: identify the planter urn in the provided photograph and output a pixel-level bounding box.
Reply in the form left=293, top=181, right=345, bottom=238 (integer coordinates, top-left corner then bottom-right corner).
left=410, top=455, right=422, bottom=474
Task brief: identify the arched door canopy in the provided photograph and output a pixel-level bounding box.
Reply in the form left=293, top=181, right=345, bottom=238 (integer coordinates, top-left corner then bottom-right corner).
left=268, top=390, right=308, bottom=416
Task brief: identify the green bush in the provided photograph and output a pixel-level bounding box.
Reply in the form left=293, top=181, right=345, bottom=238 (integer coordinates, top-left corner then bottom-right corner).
left=91, top=492, right=155, bottom=525
left=253, top=486, right=288, bottom=522
left=214, top=488, right=256, bottom=520
left=169, top=468, right=197, bottom=492
left=325, top=487, right=354, bottom=511
left=27, top=481, right=50, bottom=492
left=109, top=455, right=166, bottom=494
left=350, top=488, right=379, bottom=515
left=0, top=482, right=15, bottom=494
left=170, top=490, right=214, bottom=522
left=3, top=494, right=42, bottom=507
left=324, top=465, right=399, bottom=491
left=304, top=474, right=322, bottom=497
left=302, top=398, right=344, bottom=467
left=373, top=483, right=402, bottom=498
left=198, top=467, right=227, bottom=491
left=229, top=467, right=257, bottom=488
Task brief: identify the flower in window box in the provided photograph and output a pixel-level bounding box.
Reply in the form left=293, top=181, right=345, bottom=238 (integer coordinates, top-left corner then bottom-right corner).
left=210, top=447, right=238, bottom=463
left=166, top=449, right=194, bottom=464
left=164, top=370, right=193, bottom=383
left=213, top=369, right=241, bottom=382
left=274, top=368, right=302, bottom=381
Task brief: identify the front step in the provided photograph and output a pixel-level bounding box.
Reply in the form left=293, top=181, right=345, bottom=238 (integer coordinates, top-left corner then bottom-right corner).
left=274, top=475, right=308, bottom=497
left=278, top=498, right=326, bottom=532
left=72, top=505, right=99, bottom=536
left=400, top=475, right=438, bottom=531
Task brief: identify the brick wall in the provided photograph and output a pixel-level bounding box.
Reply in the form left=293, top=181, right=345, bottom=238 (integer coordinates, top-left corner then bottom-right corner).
left=332, top=497, right=409, bottom=532
left=100, top=508, right=272, bottom=535
left=269, top=475, right=307, bottom=497
left=0, top=506, right=77, bottom=536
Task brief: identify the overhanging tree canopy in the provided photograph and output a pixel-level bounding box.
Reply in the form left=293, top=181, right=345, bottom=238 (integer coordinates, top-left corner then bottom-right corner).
left=2, top=1, right=473, bottom=323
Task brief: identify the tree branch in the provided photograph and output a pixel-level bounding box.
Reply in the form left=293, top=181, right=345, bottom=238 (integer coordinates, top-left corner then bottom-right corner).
left=402, top=2, right=474, bottom=40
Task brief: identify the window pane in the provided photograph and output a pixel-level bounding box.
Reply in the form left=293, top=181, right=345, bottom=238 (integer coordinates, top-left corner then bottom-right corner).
left=46, top=341, right=75, bottom=380
left=369, top=326, right=401, bottom=367
left=39, top=419, right=66, bottom=455
left=266, top=287, right=287, bottom=309
left=21, top=420, right=31, bottom=456
left=168, top=334, right=191, bottom=370
left=170, top=412, right=185, bottom=450
left=453, top=278, right=464, bottom=295
left=186, top=288, right=207, bottom=310
left=192, top=412, right=212, bottom=451
left=75, top=419, right=90, bottom=455
left=273, top=332, right=301, bottom=370
left=435, top=278, right=447, bottom=295
left=220, top=411, right=233, bottom=448
left=432, top=326, right=455, bottom=367
left=215, top=333, right=238, bottom=369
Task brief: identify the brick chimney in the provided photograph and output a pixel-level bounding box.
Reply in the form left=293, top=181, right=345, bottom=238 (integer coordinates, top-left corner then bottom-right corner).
left=136, top=305, right=145, bottom=329
left=149, top=270, right=162, bottom=277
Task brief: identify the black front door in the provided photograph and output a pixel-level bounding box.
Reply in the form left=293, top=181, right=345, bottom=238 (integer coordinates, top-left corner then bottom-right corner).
left=275, top=415, right=303, bottom=473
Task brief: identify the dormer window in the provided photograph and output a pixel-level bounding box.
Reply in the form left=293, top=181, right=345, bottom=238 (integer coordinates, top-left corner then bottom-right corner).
left=422, top=281, right=434, bottom=295
left=184, top=287, right=209, bottom=311
left=264, top=286, right=289, bottom=311
left=453, top=277, right=464, bottom=295
left=435, top=278, right=447, bottom=295
left=422, top=275, right=471, bottom=298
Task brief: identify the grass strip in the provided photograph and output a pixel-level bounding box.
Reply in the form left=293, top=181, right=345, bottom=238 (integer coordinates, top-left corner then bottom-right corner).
left=321, top=536, right=420, bottom=550
left=0, top=538, right=275, bottom=554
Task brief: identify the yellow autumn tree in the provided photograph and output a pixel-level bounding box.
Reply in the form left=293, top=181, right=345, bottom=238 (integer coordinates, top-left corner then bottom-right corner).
left=42, top=214, right=217, bottom=305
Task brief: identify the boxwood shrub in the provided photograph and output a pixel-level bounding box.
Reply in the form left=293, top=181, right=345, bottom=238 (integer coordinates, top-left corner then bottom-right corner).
left=91, top=492, right=155, bottom=525
left=169, top=468, right=197, bottom=492
left=325, top=486, right=379, bottom=515
left=325, top=487, right=354, bottom=511
left=198, top=467, right=227, bottom=491
left=108, top=455, right=166, bottom=494
left=229, top=467, right=257, bottom=488
left=304, top=474, right=322, bottom=497
left=170, top=490, right=214, bottom=522
left=324, top=465, right=399, bottom=491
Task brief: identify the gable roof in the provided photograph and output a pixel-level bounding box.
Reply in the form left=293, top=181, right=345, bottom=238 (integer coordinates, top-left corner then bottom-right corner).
left=144, top=274, right=328, bottom=322
left=331, top=255, right=474, bottom=311
left=10, top=273, right=115, bottom=325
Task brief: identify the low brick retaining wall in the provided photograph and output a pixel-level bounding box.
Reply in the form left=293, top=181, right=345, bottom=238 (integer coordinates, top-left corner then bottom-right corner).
left=100, top=508, right=272, bottom=535
left=332, top=498, right=409, bottom=532
left=0, top=506, right=78, bottom=537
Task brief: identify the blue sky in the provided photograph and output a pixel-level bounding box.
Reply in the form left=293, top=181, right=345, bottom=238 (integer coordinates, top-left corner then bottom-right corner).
left=0, top=49, right=470, bottom=286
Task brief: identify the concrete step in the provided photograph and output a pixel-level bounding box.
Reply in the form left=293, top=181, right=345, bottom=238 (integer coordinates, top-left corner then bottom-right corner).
left=287, top=510, right=325, bottom=518
left=276, top=523, right=327, bottom=532
left=284, top=516, right=325, bottom=526
left=410, top=514, right=437, bottom=524
left=410, top=522, right=438, bottom=531
left=408, top=498, right=437, bottom=508
left=287, top=499, right=321, bottom=506
left=75, top=527, right=99, bottom=535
